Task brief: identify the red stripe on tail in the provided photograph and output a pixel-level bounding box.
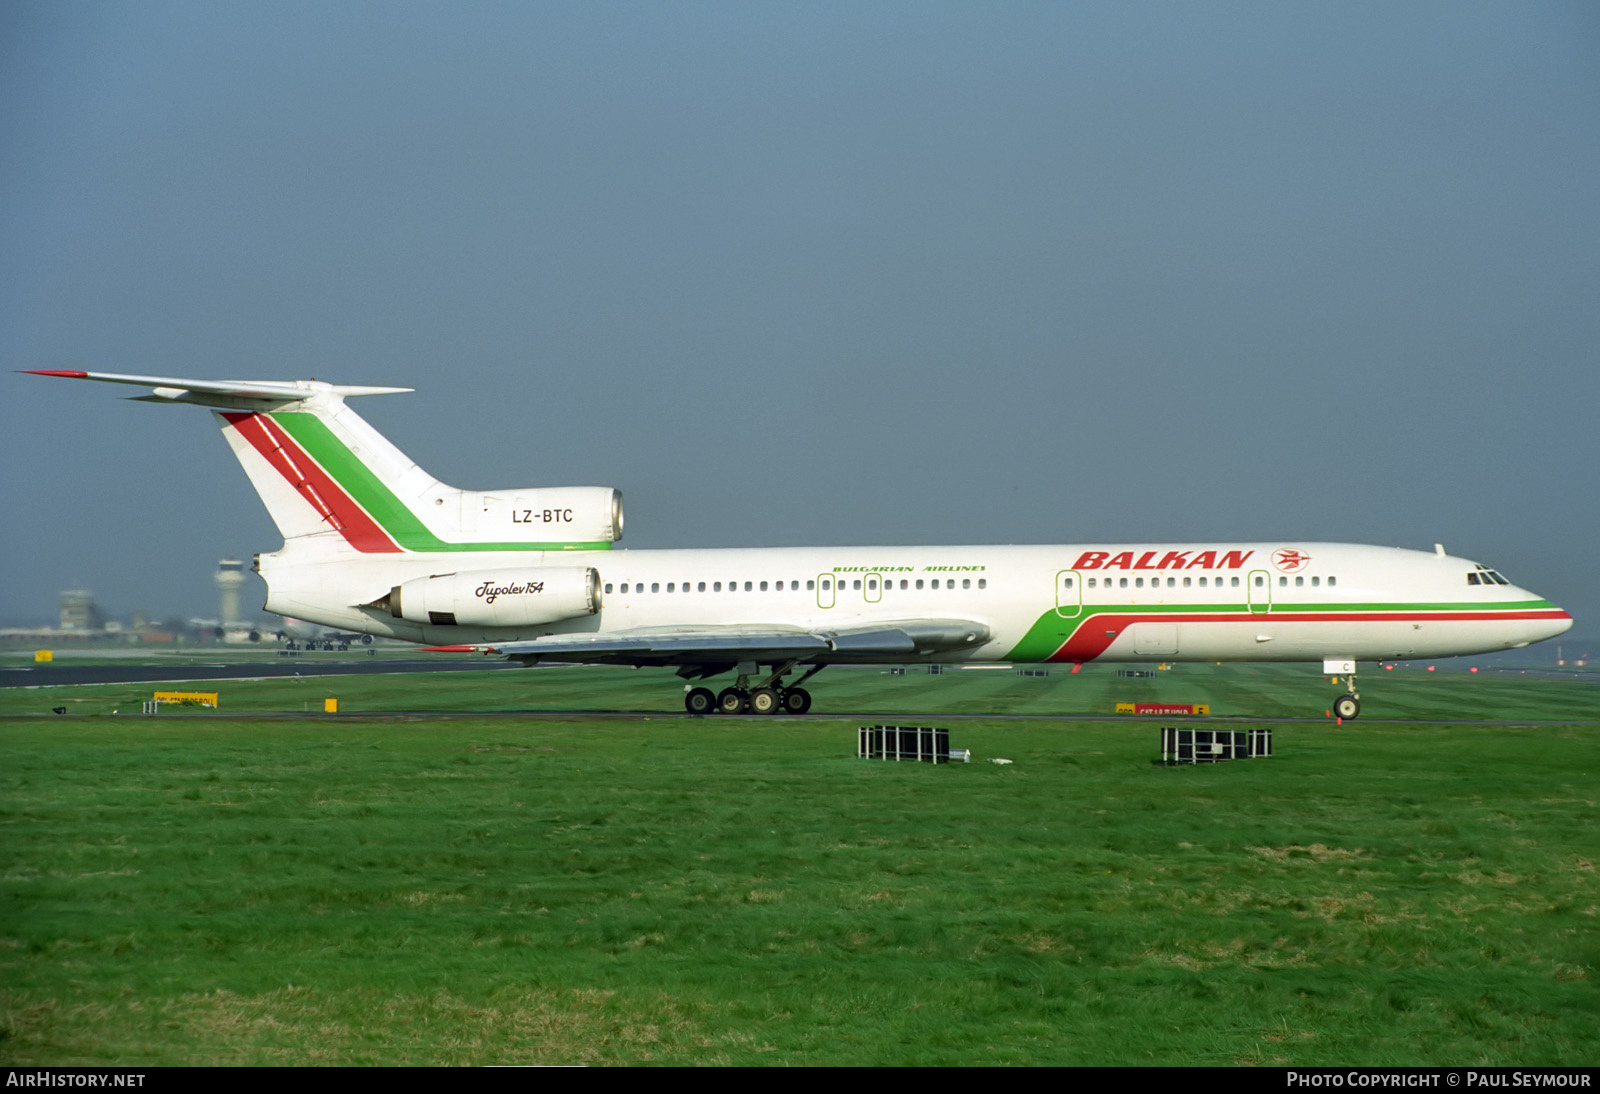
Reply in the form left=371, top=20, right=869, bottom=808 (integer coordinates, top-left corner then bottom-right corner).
left=222, top=412, right=402, bottom=552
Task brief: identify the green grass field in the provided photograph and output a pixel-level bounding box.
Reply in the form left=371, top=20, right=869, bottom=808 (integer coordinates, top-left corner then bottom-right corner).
left=2, top=664, right=1596, bottom=1065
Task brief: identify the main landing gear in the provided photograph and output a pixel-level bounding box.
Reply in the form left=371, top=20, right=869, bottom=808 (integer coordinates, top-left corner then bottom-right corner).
left=684, top=662, right=824, bottom=715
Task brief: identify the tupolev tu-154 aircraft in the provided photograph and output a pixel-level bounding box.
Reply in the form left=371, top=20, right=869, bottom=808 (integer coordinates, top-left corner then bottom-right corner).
left=27, top=370, right=1573, bottom=717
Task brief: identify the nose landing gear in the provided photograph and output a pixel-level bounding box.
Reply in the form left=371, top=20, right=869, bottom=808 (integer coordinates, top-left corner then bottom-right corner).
left=1326, top=658, right=1361, bottom=720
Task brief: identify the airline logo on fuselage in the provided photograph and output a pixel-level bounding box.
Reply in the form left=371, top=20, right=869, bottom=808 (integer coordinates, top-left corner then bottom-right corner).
left=1071, top=549, right=1256, bottom=571
left=1272, top=549, right=1311, bottom=572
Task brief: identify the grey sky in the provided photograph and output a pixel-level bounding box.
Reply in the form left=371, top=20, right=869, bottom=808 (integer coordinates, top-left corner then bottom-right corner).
left=3, top=2, right=1596, bottom=653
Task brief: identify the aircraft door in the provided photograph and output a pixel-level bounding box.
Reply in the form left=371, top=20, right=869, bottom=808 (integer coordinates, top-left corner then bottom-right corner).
left=817, top=574, right=836, bottom=609
left=1248, top=569, right=1272, bottom=614
left=865, top=572, right=883, bottom=604
left=1055, top=570, right=1083, bottom=618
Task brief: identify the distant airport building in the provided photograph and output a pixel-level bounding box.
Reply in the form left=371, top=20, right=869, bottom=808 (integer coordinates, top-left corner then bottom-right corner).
left=215, top=558, right=247, bottom=625
left=59, top=587, right=105, bottom=631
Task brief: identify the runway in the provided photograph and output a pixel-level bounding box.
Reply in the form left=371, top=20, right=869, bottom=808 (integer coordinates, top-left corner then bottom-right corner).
left=5, top=655, right=1592, bottom=727
left=1, top=656, right=522, bottom=688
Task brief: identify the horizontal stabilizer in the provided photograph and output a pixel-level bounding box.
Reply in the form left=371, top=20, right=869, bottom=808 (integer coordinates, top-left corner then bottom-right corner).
left=23, top=370, right=410, bottom=409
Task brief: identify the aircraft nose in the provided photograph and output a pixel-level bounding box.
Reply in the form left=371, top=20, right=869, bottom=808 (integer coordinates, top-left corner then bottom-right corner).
left=1529, top=593, right=1574, bottom=642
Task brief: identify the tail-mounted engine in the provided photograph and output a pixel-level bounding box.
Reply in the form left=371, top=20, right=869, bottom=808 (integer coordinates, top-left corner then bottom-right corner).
left=380, top=567, right=601, bottom=628
left=462, top=487, right=623, bottom=545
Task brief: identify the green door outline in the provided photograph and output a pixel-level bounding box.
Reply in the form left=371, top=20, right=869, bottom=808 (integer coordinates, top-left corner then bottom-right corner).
left=817, top=573, right=836, bottom=609
left=1248, top=569, right=1272, bottom=615
left=1055, top=569, right=1083, bottom=618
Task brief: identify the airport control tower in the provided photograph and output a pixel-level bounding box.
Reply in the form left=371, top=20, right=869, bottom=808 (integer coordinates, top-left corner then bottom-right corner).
left=215, top=558, right=246, bottom=626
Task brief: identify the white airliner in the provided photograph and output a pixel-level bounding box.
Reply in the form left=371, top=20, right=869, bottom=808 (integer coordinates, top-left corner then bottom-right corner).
left=28, top=370, right=1572, bottom=717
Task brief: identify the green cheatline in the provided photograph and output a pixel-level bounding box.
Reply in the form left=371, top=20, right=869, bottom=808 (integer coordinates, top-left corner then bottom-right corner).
left=1002, top=598, right=1561, bottom=661
left=271, top=412, right=612, bottom=553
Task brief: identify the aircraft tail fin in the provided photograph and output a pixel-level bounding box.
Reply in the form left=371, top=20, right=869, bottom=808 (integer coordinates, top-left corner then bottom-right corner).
left=23, top=370, right=623, bottom=555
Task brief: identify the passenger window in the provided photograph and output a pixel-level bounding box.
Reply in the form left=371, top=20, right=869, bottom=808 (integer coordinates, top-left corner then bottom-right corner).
left=1183, top=577, right=1191, bottom=588
left=1254, top=575, right=1263, bottom=587
left=714, top=582, right=722, bottom=592
left=1295, top=576, right=1304, bottom=587
left=963, top=578, right=971, bottom=589
left=1328, top=576, right=1336, bottom=586
left=1279, top=576, right=1287, bottom=587
left=807, top=580, right=815, bottom=591
left=1311, top=576, right=1320, bottom=587
left=759, top=581, right=768, bottom=591
left=1119, top=578, right=1128, bottom=588
left=604, top=583, right=613, bottom=594
left=916, top=579, right=924, bottom=589
left=1199, top=577, right=1207, bottom=587
left=1064, top=577, right=1073, bottom=588
left=698, top=582, right=706, bottom=592
left=978, top=579, right=986, bottom=589
left=621, top=583, right=630, bottom=593
left=1231, top=577, right=1239, bottom=587
left=744, top=581, right=752, bottom=592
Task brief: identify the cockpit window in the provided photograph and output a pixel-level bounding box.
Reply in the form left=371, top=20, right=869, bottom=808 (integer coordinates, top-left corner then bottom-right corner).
left=1469, top=565, right=1509, bottom=587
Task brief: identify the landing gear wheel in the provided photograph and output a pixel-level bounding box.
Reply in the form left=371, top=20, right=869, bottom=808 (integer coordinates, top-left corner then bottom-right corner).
left=749, top=687, right=781, bottom=715
left=685, top=687, right=716, bottom=715
left=781, top=687, right=812, bottom=715
left=1334, top=694, right=1360, bottom=720
left=717, top=687, right=750, bottom=715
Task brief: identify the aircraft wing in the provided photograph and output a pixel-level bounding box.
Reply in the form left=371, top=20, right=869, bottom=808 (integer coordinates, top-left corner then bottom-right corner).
left=444, top=619, right=992, bottom=669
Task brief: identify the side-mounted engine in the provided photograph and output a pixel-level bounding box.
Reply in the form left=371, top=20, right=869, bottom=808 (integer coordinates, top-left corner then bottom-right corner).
left=381, top=567, right=601, bottom=628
